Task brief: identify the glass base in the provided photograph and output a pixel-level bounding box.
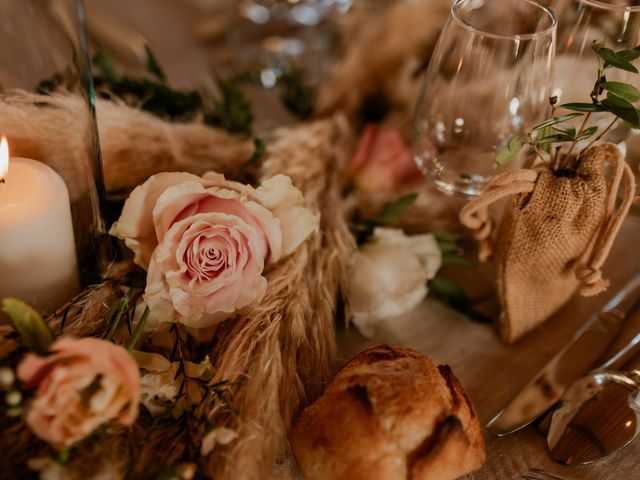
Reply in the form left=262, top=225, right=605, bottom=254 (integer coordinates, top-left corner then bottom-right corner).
left=428, top=169, right=488, bottom=198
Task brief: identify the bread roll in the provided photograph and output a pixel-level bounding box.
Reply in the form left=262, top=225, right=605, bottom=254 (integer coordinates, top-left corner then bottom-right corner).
left=291, top=345, right=485, bottom=480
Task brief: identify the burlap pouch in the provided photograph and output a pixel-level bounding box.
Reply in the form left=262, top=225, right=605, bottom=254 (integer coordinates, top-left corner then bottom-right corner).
left=460, top=143, right=635, bottom=343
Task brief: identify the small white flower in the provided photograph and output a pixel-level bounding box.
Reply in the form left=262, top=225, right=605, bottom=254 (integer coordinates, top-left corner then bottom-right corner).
left=28, top=457, right=70, bottom=480
left=348, top=227, right=442, bottom=337
left=201, top=427, right=239, bottom=456
left=133, top=351, right=214, bottom=416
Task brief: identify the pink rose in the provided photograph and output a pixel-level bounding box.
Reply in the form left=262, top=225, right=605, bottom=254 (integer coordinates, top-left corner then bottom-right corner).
left=110, top=172, right=318, bottom=328
left=17, top=337, right=140, bottom=450
left=351, top=124, right=423, bottom=193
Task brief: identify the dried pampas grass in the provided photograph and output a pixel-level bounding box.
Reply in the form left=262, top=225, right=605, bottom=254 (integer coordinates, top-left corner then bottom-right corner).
left=317, top=0, right=451, bottom=118
left=0, top=91, right=254, bottom=197
left=0, top=116, right=356, bottom=480
left=202, top=115, right=356, bottom=479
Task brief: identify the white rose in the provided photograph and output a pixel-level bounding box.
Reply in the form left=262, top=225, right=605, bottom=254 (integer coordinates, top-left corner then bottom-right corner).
left=348, top=228, right=442, bottom=337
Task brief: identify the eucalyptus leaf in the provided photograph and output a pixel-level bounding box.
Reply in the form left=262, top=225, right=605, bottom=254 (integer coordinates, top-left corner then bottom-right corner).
left=602, top=81, right=640, bottom=103
left=533, top=113, right=582, bottom=130
left=375, top=193, right=419, bottom=225
left=597, top=47, right=639, bottom=73
left=495, top=136, right=523, bottom=168
left=560, top=102, right=608, bottom=112
left=2, top=298, right=54, bottom=355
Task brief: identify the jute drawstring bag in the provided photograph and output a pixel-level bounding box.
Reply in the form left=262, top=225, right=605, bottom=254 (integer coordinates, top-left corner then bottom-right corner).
left=460, top=143, right=636, bottom=343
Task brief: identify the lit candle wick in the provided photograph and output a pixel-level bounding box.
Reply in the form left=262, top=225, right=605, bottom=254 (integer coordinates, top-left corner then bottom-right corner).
left=0, top=135, right=8, bottom=184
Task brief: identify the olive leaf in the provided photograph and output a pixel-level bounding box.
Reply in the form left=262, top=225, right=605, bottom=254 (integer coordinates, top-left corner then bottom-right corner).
left=538, top=132, right=576, bottom=143
left=498, top=39, right=640, bottom=171
left=559, top=102, right=608, bottom=112
left=494, top=136, right=523, bottom=168
left=551, top=124, right=577, bottom=137
left=617, top=46, right=640, bottom=63
left=2, top=298, right=54, bottom=355
left=602, top=81, right=640, bottom=103
left=601, top=93, right=640, bottom=128
left=532, top=113, right=583, bottom=130
left=596, top=47, right=639, bottom=73
left=576, top=125, right=599, bottom=140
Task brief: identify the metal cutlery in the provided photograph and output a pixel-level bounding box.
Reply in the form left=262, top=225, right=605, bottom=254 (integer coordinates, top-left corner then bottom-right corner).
left=487, top=273, right=640, bottom=436
left=546, top=350, right=640, bottom=465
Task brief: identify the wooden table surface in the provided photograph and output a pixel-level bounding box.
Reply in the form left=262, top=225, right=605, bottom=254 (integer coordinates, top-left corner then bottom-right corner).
left=337, top=214, right=640, bottom=480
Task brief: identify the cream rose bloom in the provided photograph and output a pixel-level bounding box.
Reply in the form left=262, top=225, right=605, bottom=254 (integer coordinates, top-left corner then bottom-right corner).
left=348, top=228, right=442, bottom=337
left=17, top=337, right=141, bottom=450
left=110, top=172, right=319, bottom=329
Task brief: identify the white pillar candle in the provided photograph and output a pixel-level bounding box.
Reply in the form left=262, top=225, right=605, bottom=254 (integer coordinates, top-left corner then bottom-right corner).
left=0, top=137, right=79, bottom=314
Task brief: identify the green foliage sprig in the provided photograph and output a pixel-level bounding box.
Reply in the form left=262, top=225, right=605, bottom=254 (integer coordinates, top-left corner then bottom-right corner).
left=350, top=193, right=418, bottom=244
left=496, top=40, right=640, bottom=172
left=277, top=67, right=316, bottom=119
left=38, top=48, right=257, bottom=138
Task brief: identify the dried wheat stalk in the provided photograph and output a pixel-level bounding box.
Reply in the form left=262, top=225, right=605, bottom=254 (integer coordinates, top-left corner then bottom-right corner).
left=0, top=91, right=254, bottom=198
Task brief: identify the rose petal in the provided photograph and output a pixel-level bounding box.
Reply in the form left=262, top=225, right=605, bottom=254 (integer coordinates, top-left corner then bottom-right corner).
left=109, top=172, right=206, bottom=269
left=371, top=228, right=442, bottom=279
left=146, top=213, right=269, bottom=328
left=253, top=175, right=319, bottom=258
left=17, top=337, right=140, bottom=449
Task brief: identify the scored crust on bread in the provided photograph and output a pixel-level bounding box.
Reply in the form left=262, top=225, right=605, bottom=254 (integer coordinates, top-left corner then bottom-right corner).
left=291, top=345, right=485, bottom=480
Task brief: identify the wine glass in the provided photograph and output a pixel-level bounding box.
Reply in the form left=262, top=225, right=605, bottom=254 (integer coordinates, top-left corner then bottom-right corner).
left=413, top=0, right=557, bottom=197
left=551, top=0, right=640, bottom=173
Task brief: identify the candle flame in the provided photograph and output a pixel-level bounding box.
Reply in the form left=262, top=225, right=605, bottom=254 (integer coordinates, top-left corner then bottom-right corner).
left=0, top=136, right=8, bottom=182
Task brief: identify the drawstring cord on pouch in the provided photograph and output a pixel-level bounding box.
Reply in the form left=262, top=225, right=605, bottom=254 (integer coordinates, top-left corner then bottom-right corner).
left=459, top=169, right=539, bottom=262
left=459, top=146, right=636, bottom=297
left=577, top=148, right=636, bottom=296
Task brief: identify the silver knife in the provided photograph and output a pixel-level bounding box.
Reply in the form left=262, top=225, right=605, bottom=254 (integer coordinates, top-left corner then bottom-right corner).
left=486, top=272, right=640, bottom=436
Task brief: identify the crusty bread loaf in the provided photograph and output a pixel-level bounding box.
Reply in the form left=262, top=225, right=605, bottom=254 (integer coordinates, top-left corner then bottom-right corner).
left=291, top=345, right=485, bottom=480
